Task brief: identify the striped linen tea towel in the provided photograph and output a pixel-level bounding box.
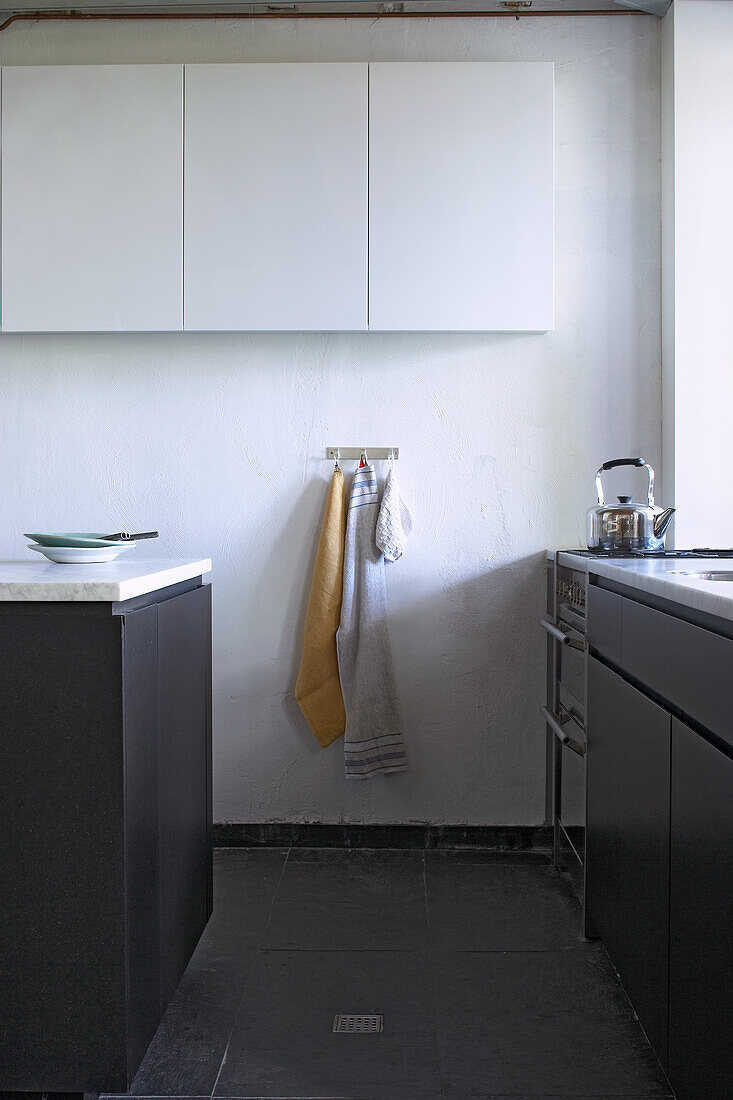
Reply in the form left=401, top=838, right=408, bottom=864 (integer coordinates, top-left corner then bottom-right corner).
left=336, top=464, right=407, bottom=778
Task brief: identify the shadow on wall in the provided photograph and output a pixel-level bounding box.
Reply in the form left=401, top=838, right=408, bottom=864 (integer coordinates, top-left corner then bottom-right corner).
left=266, top=514, right=547, bottom=798
left=383, top=553, right=547, bottom=787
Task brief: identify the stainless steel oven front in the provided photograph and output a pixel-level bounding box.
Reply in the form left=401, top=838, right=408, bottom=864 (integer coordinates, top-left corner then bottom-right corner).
left=542, top=557, right=588, bottom=900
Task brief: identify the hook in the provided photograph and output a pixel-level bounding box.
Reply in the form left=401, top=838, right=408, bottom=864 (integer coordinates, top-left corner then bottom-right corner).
left=334, top=447, right=340, bottom=472
left=360, top=447, right=369, bottom=467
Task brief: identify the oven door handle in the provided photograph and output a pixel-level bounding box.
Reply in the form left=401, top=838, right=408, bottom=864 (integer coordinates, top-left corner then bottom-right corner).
left=540, top=618, right=586, bottom=651
left=541, top=705, right=586, bottom=757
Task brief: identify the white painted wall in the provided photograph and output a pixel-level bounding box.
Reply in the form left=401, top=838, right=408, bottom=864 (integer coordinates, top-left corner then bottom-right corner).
left=663, top=0, right=733, bottom=550
left=661, top=3, right=675, bottom=535
left=0, top=13, right=661, bottom=824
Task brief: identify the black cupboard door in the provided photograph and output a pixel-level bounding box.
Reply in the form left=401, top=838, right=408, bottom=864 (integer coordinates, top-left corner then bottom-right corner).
left=669, top=719, right=733, bottom=1099
left=0, top=609, right=128, bottom=1092
left=157, top=584, right=213, bottom=1011
left=121, top=602, right=162, bottom=1083
left=586, top=657, right=671, bottom=1062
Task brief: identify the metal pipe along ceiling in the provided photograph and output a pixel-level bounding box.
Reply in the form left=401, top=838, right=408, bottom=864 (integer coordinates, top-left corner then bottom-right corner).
left=0, top=5, right=653, bottom=33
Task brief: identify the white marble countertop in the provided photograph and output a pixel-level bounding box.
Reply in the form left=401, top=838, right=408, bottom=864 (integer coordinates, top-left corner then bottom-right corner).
left=549, top=550, right=733, bottom=623
left=0, top=558, right=212, bottom=602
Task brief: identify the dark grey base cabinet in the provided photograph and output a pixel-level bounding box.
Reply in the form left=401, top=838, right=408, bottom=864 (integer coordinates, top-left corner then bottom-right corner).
left=587, top=580, right=733, bottom=1099
left=0, top=581, right=213, bottom=1094
left=586, top=656, right=670, bottom=1063
left=669, top=718, right=733, bottom=1099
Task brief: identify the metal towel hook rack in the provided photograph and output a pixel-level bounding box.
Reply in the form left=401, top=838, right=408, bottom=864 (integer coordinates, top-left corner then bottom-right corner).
left=326, top=447, right=400, bottom=462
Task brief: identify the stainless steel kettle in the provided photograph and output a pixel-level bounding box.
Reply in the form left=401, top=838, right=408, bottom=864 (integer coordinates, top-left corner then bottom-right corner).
left=586, top=458, right=675, bottom=552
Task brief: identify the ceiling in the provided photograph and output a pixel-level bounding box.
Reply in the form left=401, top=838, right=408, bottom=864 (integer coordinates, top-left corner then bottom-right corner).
left=0, top=0, right=672, bottom=21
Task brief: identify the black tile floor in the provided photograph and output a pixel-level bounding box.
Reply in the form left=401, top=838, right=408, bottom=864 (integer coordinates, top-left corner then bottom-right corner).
left=104, top=848, right=674, bottom=1100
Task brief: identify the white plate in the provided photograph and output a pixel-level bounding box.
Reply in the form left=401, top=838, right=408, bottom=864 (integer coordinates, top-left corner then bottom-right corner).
left=28, top=543, right=133, bottom=564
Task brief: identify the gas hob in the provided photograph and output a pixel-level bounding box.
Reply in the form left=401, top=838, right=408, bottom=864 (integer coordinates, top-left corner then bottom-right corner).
left=557, top=549, right=733, bottom=559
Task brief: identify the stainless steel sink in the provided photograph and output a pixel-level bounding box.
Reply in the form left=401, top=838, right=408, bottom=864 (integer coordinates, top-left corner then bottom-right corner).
left=671, top=570, right=733, bottom=581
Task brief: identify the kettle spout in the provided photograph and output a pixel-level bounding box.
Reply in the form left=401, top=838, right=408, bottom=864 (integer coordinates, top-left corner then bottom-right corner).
left=654, top=507, right=676, bottom=540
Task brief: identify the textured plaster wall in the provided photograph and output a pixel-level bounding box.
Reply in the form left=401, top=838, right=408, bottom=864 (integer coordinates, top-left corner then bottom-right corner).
left=0, top=13, right=661, bottom=825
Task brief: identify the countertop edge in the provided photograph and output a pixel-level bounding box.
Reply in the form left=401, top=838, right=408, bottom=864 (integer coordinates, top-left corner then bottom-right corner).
left=115, top=558, right=212, bottom=601
left=0, top=558, right=212, bottom=602
left=582, top=558, right=733, bottom=625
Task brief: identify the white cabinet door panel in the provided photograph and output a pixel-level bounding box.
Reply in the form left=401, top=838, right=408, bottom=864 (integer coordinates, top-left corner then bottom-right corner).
left=368, top=62, right=554, bottom=332
left=1, top=65, right=183, bottom=333
left=184, top=63, right=368, bottom=332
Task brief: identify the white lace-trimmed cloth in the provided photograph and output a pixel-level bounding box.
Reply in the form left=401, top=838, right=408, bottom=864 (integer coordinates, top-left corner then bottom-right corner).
left=336, top=464, right=407, bottom=778
left=376, top=467, right=413, bottom=562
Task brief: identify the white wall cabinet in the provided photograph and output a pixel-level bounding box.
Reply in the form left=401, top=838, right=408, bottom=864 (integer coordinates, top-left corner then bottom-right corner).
left=1, top=66, right=183, bottom=333
left=0, top=61, right=553, bottom=333
left=369, top=62, right=555, bottom=332
left=184, top=64, right=368, bottom=332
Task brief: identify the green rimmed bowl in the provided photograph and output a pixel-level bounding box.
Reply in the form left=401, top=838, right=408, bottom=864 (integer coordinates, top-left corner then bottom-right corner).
left=24, top=532, right=129, bottom=548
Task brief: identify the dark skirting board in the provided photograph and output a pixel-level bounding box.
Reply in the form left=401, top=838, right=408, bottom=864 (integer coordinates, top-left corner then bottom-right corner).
left=213, top=822, right=552, bottom=850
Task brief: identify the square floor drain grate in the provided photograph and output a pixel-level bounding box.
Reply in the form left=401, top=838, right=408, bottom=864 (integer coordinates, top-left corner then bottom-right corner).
left=333, top=1013, right=384, bottom=1033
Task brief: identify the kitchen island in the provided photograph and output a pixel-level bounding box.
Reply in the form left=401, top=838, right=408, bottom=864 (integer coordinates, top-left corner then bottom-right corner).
left=0, top=558, right=212, bottom=1097
left=558, top=553, right=733, bottom=1100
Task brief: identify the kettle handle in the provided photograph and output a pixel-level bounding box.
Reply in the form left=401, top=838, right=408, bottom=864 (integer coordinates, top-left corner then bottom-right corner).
left=596, top=458, right=654, bottom=507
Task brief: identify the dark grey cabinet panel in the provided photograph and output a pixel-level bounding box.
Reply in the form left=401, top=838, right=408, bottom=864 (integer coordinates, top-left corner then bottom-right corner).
left=623, top=597, right=733, bottom=752
left=589, top=580, right=733, bottom=751
left=587, top=584, right=622, bottom=664
left=669, top=719, right=733, bottom=1099
left=122, top=602, right=162, bottom=1081
left=158, top=584, right=213, bottom=1009
left=0, top=582, right=212, bottom=1094
left=586, top=657, right=670, bottom=1063
left=0, top=609, right=128, bottom=1091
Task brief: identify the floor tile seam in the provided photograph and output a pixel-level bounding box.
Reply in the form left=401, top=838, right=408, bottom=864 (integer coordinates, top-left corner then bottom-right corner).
left=257, top=844, right=292, bottom=943
left=434, top=1009, right=655, bottom=1023
left=206, top=948, right=260, bottom=1100
left=209, top=847, right=293, bottom=1100
left=464, top=850, right=552, bottom=857
left=255, top=946, right=428, bottom=954
left=421, top=850, right=445, bottom=1099
left=432, top=1009, right=643, bottom=1030
left=436, top=1091, right=674, bottom=1099
left=214, top=845, right=292, bottom=851
left=215, top=843, right=551, bottom=853
left=286, top=848, right=426, bottom=859
left=426, top=945, right=601, bottom=952
left=425, top=946, right=592, bottom=954
left=217, top=1033, right=443, bottom=1049
left=244, top=946, right=590, bottom=956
